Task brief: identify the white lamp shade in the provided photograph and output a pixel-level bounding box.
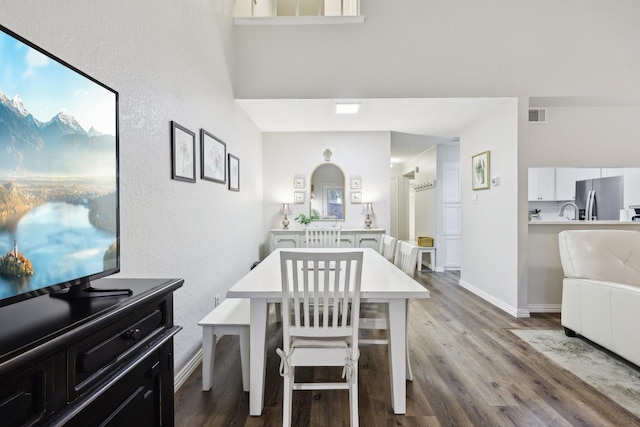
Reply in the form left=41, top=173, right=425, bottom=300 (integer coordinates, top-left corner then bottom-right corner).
left=362, top=203, right=374, bottom=215
left=279, top=203, right=292, bottom=215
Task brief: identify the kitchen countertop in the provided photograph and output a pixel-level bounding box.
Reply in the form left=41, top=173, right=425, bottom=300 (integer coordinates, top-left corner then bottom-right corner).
left=528, top=220, right=640, bottom=225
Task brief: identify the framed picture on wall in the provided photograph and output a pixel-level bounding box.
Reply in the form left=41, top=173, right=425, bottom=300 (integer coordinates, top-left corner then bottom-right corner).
left=294, top=191, right=305, bottom=204
left=350, top=177, right=362, bottom=189
left=351, top=191, right=362, bottom=204
left=200, top=129, right=226, bottom=184
left=171, top=121, right=196, bottom=183
left=472, top=150, right=490, bottom=190
left=228, top=153, right=240, bottom=192
left=294, top=176, right=305, bottom=189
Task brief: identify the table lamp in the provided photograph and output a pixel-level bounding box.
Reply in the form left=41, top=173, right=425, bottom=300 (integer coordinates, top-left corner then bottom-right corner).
left=362, top=202, right=374, bottom=229
left=279, top=203, right=293, bottom=229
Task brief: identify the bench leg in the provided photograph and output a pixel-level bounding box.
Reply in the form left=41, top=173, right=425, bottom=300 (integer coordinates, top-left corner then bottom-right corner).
left=239, top=326, right=250, bottom=392
left=202, top=326, right=217, bottom=391
left=273, top=302, right=282, bottom=322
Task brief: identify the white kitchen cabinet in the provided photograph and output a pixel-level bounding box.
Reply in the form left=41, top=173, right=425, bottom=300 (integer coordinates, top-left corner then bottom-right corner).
left=624, top=168, right=640, bottom=209
left=554, top=168, right=577, bottom=201
left=528, top=168, right=555, bottom=201
left=601, top=168, right=624, bottom=177
left=575, top=168, right=601, bottom=180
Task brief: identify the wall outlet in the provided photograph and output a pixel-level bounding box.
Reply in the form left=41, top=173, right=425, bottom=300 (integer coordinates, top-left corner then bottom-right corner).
left=215, top=294, right=220, bottom=308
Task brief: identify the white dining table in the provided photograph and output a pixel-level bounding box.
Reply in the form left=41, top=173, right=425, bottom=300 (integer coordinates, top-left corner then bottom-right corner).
left=226, top=247, right=430, bottom=416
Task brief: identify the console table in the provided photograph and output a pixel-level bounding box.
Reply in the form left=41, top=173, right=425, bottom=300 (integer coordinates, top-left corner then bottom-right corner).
left=0, top=277, right=183, bottom=427
left=270, top=228, right=385, bottom=252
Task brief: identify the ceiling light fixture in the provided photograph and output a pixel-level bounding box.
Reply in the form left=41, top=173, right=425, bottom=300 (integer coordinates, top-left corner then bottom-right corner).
left=335, top=102, right=360, bottom=115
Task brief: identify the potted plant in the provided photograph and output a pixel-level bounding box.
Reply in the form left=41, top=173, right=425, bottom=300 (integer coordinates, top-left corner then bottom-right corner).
left=295, top=214, right=313, bottom=225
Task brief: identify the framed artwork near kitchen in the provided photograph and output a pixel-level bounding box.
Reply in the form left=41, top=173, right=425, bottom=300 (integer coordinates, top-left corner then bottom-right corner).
left=472, top=151, right=490, bottom=190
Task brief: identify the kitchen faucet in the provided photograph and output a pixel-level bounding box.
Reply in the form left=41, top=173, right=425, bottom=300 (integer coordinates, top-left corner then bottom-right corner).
left=559, top=202, right=579, bottom=220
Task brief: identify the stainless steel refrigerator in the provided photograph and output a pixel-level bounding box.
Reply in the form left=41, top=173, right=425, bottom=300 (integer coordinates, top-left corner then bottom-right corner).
left=575, top=176, right=623, bottom=220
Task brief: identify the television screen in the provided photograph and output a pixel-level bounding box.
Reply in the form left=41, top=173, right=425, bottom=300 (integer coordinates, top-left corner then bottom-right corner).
left=0, top=24, right=120, bottom=307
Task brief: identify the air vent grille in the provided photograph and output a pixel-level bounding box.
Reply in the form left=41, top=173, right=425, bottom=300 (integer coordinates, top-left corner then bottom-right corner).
left=529, top=108, right=547, bottom=123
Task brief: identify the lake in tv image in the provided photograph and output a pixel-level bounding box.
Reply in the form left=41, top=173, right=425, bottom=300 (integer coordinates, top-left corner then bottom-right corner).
left=0, top=188, right=118, bottom=298
left=0, top=26, right=118, bottom=300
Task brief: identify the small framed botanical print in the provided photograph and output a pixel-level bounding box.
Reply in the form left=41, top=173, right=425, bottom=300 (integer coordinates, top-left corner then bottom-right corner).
left=294, top=176, right=305, bottom=189
left=351, top=191, right=362, bottom=204
left=472, top=150, right=490, bottom=190
left=294, top=191, right=305, bottom=204
left=350, top=177, right=362, bottom=189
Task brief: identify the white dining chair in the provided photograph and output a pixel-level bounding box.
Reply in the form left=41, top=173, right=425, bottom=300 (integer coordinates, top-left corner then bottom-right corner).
left=276, top=250, right=363, bottom=427
left=360, top=241, right=419, bottom=380
left=378, top=234, right=397, bottom=262
left=300, top=229, right=342, bottom=322
left=394, top=241, right=419, bottom=276
left=304, top=227, right=341, bottom=248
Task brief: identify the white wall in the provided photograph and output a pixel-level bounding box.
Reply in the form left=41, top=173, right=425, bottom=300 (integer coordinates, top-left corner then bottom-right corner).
left=528, top=105, right=640, bottom=167
left=1, top=0, right=264, bottom=372
left=262, top=131, right=390, bottom=255
left=234, top=1, right=640, bottom=100
left=460, top=99, right=527, bottom=316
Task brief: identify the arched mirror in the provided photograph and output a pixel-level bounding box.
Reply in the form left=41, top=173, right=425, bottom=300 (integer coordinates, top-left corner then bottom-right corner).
left=310, top=163, right=345, bottom=221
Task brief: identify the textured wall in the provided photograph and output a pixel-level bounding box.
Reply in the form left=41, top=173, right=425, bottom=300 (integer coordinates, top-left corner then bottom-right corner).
left=0, top=0, right=264, bottom=371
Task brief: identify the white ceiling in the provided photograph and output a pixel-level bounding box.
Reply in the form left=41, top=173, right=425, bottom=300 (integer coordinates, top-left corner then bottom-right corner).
left=236, top=97, right=510, bottom=164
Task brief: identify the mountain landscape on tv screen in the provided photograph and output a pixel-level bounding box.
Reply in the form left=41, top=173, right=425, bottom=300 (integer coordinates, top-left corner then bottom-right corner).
left=0, top=90, right=114, bottom=176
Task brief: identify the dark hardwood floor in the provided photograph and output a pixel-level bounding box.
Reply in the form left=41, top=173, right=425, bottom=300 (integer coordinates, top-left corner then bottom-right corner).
left=175, top=270, right=640, bottom=426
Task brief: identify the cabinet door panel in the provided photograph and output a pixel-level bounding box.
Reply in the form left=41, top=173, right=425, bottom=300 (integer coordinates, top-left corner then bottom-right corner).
left=529, top=168, right=555, bottom=200
left=576, top=168, right=601, bottom=180
left=527, top=169, right=539, bottom=201
left=355, top=234, right=380, bottom=249
left=555, top=168, right=576, bottom=201
left=538, top=168, right=555, bottom=200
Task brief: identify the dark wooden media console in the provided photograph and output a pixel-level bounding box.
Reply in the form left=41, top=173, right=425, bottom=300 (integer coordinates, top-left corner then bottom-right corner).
left=0, top=278, right=183, bottom=426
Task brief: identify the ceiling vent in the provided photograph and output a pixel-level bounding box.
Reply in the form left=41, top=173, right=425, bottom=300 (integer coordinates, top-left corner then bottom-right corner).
left=529, top=108, right=547, bottom=123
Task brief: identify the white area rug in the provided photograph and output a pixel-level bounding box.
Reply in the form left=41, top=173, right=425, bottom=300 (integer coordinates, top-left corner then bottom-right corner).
left=511, top=329, right=640, bottom=418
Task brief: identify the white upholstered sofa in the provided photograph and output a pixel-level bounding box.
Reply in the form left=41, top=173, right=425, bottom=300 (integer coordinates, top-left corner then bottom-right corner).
left=558, top=229, right=640, bottom=367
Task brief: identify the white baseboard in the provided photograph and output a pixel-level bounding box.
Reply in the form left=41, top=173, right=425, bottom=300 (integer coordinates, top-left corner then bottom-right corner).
left=458, top=278, right=531, bottom=318
left=175, top=348, right=202, bottom=392
left=528, top=304, right=561, bottom=313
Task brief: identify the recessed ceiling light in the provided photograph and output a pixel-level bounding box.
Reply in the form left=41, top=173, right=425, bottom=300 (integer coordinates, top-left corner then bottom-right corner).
left=335, top=103, right=360, bottom=115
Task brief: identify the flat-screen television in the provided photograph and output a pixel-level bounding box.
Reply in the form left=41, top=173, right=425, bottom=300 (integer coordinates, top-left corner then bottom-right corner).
left=0, top=24, right=127, bottom=308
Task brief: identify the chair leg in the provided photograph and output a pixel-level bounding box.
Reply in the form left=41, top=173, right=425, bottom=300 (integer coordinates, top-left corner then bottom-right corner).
left=349, top=367, right=359, bottom=427
left=273, top=302, right=282, bottom=323
left=406, top=340, right=413, bottom=381
left=282, top=367, right=294, bottom=427
left=201, top=327, right=216, bottom=391
left=239, top=326, right=250, bottom=392
left=405, top=301, right=413, bottom=381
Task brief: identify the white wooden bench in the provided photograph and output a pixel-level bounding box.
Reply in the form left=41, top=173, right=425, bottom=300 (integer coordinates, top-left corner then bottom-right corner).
left=198, top=298, right=250, bottom=392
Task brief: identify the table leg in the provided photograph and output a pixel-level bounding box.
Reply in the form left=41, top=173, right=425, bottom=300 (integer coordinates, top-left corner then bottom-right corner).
left=201, top=326, right=215, bottom=391
left=387, top=298, right=407, bottom=414
left=249, top=298, right=268, bottom=416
